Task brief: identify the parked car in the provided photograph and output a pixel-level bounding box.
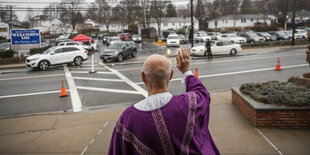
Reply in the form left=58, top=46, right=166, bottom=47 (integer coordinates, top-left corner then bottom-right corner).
left=190, top=41, right=241, bottom=56
left=257, top=32, right=276, bottom=41
left=295, top=29, right=308, bottom=39
left=268, top=31, right=289, bottom=40
left=103, top=36, right=110, bottom=44
left=40, top=42, right=50, bottom=48
left=200, top=34, right=212, bottom=42
left=178, top=34, right=188, bottom=44
left=55, top=38, right=71, bottom=45
left=120, top=33, right=131, bottom=41
left=163, top=30, right=177, bottom=39
left=239, top=32, right=265, bottom=43
left=100, top=41, right=137, bottom=62
left=58, top=41, right=92, bottom=51
left=217, top=34, right=246, bottom=44
left=106, top=37, right=122, bottom=46
left=166, top=35, right=180, bottom=47
left=132, top=34, right=142, bottom=42
left=26, top=46, right=88, bottom=70
left=207, top=32, right=222, bottom=40
left=0, top=42, right=11, bottom=50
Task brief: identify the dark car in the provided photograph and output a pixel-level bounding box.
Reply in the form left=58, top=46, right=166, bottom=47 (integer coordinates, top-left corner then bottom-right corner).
left=257, top=32, right=275, bottom=41
left=163, top=30, right=176, bottom=39
left=100, top=41, right=137, bottom=62
left=268, top=31, right=289, bottom=40
left=132, top=34, right=142, bottom=42
left=178, top=34, right=187, bottom=44
left=0, top=42, right=11, bottom=50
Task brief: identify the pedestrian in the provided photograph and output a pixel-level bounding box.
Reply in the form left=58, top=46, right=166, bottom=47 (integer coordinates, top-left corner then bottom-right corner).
left=91, top=39, right=97, bottom=53
left=108, top=49, right=220, bottom=155
left=205, top=39, right=213, bottom=59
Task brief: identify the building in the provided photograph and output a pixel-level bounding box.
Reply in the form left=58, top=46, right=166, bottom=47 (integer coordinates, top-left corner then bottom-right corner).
left=288, top=10, right=310, bottom=24
left=148, top=17, right=199, bottom=35
left=0, top=21, right=29, bottom=40
left=84, top=19, right=101, bottom=28
left=100, top=21, right=128, bottom=33
left=207, top=14, right=276, bottom=30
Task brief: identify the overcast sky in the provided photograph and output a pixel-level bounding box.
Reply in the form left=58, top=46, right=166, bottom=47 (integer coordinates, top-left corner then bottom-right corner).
left=1, top=0, right=202, bottom=21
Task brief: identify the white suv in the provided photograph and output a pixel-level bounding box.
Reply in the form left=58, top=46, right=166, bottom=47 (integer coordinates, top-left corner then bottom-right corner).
left=58, top=41, right=91, bottom=51
left=26, top=46, right=88, bottom=70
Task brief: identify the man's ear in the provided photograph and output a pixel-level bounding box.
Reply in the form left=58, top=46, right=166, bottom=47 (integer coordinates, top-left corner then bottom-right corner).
left=141, top=71, right=147, bottom=83
left=169, top=69, right=174, bottom=80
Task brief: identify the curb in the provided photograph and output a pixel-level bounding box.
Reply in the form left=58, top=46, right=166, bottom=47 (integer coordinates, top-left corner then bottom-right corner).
left=0, top=64, right=26, bottom=69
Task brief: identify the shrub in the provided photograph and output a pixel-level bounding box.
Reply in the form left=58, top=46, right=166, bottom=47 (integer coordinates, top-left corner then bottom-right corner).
left=0, top=49, right=14, bottom=58
left=30, top=47, right=46, bottom=55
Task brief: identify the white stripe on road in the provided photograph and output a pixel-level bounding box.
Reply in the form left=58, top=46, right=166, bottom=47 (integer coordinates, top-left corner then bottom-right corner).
left=73, top=77, right=124, bottom=82
left=64, top=67, right=82, bottom=112
left=69, top=68, right=107, bottom=70
left=135, top=64, right=309, bottom=85
left=256, top=128, right=283, bottom=155
left=99, top=62, right=148, bottom=97
left=70, top=71, right=114, bottom=75
left=117, top=53, right=305, bottom=72
left=0, top=74, right=64, bottom=81
left=80, top=122, right=109, bottom=155
left=0, top=90, right=70, bottom=99
left=77, top=86, right=141, bottom=95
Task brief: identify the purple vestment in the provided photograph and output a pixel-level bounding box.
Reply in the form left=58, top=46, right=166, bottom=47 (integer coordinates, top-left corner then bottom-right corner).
left=108, top=75, right=220, bottom=155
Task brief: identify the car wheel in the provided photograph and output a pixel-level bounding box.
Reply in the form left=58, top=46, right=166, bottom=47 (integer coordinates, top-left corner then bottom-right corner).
left=38, top=60, right=49, bottom=71
left=132, top=50, right=137, bottom=57
left=117, top=54, right=123, bottom=62
left=74, top=56, right=83, bottom=66
left=230, top=49, right=237, bottom=56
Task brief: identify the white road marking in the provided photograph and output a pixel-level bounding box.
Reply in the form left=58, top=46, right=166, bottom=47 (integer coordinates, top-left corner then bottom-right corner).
left=0, top=90, right=70, bottom=99
left=135, top=64, right=309, bottom=85
left=116, top=53, right=304, bottom=72
left=69, top=68, right=107, bottom=70
left=77, top=86, right=141, bottom=95
left=64, top=67, right=82, bottom=112
left=99, top=62, right=148, bottom=97
left=80, top=122, right=109, bottom=155
left=0, top=74, right=64, bottom=81
left=256, top=128, right=283, bottom=155
left=73, top=77, right=124, bottom=82
left=70, top=71, right=114, bottom=75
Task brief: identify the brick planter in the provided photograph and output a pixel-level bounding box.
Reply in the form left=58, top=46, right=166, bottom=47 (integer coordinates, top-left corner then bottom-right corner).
left=232, top=87, right=310, bottom=128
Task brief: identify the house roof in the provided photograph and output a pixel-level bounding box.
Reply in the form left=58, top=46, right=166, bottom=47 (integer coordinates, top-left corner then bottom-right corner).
left=150, top=17, right=198, bottom=23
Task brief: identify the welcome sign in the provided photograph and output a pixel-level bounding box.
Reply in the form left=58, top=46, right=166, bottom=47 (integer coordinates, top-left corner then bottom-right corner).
left=11, top=29, right=40, bottom=44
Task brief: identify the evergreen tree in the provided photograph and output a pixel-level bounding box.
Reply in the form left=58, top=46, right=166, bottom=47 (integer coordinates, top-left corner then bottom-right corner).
left=166, top=3, right=177, bottom=17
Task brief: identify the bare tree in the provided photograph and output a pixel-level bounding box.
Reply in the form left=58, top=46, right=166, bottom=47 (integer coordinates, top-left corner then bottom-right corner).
left=267, top=0, right=293, bottom=28
left=26, top=8, right=35, bottom=28
left=166, top=2, right=177, bottom=17
left=0, top=5, right=18, bottom=22
left=150, top=0, right=167, bottom=36
left=61, top=0, right=85, bottom=30
left=97, top=0, right=112, bottom=32
left=43, top=2, right=59, bottom=20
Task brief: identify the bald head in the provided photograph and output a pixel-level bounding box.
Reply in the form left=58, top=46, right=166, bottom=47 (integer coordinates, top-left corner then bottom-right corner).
left=142, top=54, right=171, bottom=83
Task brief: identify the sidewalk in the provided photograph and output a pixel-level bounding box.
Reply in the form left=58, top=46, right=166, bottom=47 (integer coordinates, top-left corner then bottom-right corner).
left=0, top=90, right=309, bottom=154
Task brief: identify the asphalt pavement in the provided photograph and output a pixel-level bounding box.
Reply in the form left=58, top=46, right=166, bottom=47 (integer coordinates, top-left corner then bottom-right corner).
left=0, top=43, right=308, bottom=118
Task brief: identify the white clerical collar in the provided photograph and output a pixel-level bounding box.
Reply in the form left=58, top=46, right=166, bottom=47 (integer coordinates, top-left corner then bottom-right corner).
left=133, top=92, right=173, bottom=111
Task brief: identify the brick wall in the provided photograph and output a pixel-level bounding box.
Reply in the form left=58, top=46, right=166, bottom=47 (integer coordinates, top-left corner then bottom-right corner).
left=232, top=90, right=310, bottom=128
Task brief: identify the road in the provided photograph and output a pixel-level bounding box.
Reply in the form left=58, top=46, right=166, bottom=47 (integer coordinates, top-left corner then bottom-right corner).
left=0, top=43, right=308, bottom=118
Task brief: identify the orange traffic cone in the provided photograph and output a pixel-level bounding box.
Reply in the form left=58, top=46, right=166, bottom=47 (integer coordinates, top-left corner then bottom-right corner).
left=195, top=68, right=199, bottom=78
left=60, top=79, right=68, bottom=97
left=275, top=57, right=282, bottom=71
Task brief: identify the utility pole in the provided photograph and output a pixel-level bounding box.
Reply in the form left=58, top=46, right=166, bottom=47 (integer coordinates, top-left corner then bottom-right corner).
left=10, top=5, right=13, bottom=49
left=190, top=0, right=194, bottom=48
left=292, top=0, right=296, bottom=46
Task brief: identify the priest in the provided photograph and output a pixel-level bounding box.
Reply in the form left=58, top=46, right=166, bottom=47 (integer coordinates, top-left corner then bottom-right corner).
left=108, top=48, right=219, bottom=155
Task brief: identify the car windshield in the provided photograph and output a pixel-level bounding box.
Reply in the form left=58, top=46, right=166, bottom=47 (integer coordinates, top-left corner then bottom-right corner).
left=207, top=33, right=214, bottom=35
left=277, top=31, right=286, bottom=35
left=260, top=32, right=270, bottom=37
left=178, top=35, right=185, bottom=38
left=133, top=35, right=140, bottom=37
left=42, top=46, right=57, bottom=54
left=230, top=34, right=239, bottom=38
left=111, top=37, right=121, bottom=41
left=108, top=43, right=124, bottom=49
left=0, top=43, right=10, bottom=47
left=247, top=33, right=259, bottom=37
left=168, top=36, right=179, bottom=39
